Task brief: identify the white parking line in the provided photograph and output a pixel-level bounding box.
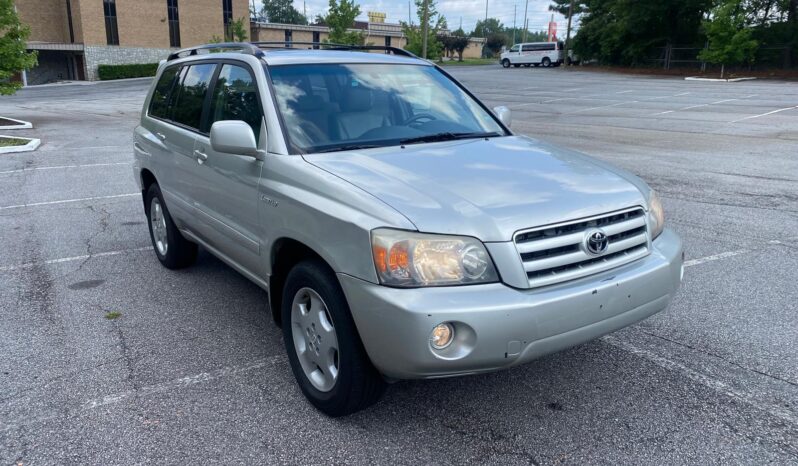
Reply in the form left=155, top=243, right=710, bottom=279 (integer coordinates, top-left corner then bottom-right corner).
left=731, top=105, right=798, bottom=123
left=0, top=193, right=138, bottom=210
left=616, top=90, right=634, bottom=94
left=0, top=247, right=153, bottom=272
left=0, top=162, right=130, bottom=175
left=683, top=249, right=750, bottom=267
left=570, top=101, right=638, bottom=114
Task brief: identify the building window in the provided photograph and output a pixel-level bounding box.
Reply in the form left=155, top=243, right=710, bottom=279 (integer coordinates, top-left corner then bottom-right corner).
left=66, top=0, right=75, bottom=43
left=312, top=31, right=320, bottom=48
left=167, top=0, right=181, bottom=47
left=385, top=36, right=391, bottom=48
left=222, top=0, right=233, bottom=39
left=285, top=29, right=292, bottom=47
left=103, top=0, right=119, bottom=45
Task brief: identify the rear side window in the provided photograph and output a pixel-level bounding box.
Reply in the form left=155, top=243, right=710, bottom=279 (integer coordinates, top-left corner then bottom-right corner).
left=170, top=63, right=216, bottom=131
left=521, top=45, right=533, bottom=52
left=207, top=64, right=262, bottom=140
left=149, top=66, right=179, bottom=119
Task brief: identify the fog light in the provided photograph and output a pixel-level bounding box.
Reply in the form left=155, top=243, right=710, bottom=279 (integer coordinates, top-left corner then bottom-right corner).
left=430, top=323, right=454, bottom=349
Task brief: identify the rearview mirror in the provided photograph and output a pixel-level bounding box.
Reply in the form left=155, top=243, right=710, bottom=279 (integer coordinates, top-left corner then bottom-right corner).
left=210, top=121, right=259, bottom=157
left=493, top=106, right=512, bottom=128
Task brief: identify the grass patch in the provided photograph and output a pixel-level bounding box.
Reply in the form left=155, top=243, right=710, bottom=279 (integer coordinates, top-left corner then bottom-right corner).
left=439, top=59, right=498, bottom=66
left=0, top=137, right=28, bottom=147
left=104, top=311, right=122, bottom=320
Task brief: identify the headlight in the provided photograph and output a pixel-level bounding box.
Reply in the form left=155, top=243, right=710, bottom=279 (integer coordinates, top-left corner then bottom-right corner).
left=648, top=190, right=665, bottom=240
left=371, top=228, right=499, bottom=287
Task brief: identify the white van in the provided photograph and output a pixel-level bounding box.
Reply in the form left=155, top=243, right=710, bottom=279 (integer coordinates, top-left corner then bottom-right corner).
left=500, top=42, right=564, bottom=68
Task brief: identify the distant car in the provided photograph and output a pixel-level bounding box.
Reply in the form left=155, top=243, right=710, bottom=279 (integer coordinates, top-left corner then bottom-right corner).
left=133, top=41, right=683, bottom=417
left=501, top=41, right=564, bottom=68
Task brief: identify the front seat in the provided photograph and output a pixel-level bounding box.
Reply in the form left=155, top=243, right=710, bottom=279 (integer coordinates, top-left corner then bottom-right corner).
left=334, top=87, right=387, bottom=140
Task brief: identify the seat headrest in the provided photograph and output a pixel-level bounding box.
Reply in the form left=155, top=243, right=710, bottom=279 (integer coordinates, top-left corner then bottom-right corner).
left=341, top=87, right=373, bottom=112
left=294, top=95, right=324, bottom=111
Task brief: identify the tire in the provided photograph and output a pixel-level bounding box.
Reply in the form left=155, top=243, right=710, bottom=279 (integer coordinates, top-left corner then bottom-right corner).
left=282, top=259, right=385, bottom=417
left=145, top=183, right=197, bottom=269
left=501, top=59, right=511, bottom=68
left=542, top=57, right=552, bottom=67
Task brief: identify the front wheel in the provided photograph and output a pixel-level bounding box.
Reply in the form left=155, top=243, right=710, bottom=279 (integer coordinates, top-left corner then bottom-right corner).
left=501, top=59, right=511, bottom=68
left=282, top=260, right=385, bottom=417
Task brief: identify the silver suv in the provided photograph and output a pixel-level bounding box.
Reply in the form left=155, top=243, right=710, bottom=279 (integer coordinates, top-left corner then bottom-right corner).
left=133, top=42, right=683, bottom=416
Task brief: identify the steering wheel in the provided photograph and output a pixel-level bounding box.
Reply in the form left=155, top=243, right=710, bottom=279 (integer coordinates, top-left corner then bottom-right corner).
left=403, top=113, right=437, bottom=127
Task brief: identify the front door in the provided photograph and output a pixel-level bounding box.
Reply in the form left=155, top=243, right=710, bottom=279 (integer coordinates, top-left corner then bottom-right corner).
left=192, top=62, right=265, bottom=274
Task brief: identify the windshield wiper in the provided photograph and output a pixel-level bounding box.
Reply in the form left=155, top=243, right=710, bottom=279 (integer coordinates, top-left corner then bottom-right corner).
left=399, top=131, right=502, bottom=146
left=313, top=143, right=385, bottom=153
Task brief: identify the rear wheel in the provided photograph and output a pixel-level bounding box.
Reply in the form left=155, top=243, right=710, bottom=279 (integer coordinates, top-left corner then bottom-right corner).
left=542, top=57, right=552, bottom=67
left=501, top=59, right=511, bottom=68
left=145, top=184, right=197, bottom=269
left=282, top=260, right=385, bottom=417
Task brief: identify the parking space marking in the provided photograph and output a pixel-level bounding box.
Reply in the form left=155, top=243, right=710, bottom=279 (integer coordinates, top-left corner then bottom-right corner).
left=0, top=193, right=138, bottom=210
left=0, top=162, right=130, bottom=175
left=731, top=105, right=798, bottom=123
left=616, top=90, right=634, bottom=94
left=0, top=246, right=153, bottom=272
left=570, top=101, right=639, bottom=114
left=683, top=249, right=751, bottom=267
left=82, top=356, right=280, bottom=410
left=602, top=335, right=798, bottom=427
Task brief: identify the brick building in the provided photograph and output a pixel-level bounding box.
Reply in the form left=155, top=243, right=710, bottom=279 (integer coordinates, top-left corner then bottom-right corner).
left=16, top=0, right=249, bottom=83
left=15, top=2, right=486, bottom=85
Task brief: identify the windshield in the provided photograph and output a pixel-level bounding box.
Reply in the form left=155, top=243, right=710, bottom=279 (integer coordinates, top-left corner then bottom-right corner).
left=268, top=63, right=506, bottom=153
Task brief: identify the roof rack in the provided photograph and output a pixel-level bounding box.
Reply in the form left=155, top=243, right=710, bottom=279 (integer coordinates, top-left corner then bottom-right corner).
left=250, top=41, right=418, bottom=58
left=166, top=42, right=265, bottom=61
left=166, top=41, right=419, bottom=61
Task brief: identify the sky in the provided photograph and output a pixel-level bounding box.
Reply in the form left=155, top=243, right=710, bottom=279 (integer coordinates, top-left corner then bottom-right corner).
left=277, top=0, right=569, bottom=35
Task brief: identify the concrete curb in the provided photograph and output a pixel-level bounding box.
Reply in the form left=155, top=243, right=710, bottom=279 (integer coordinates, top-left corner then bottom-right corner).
left=685, top=76, right=757, bottom=82
left=25, top=76, right=153, bottom=88
left=0, top=117, right=33, bottom=130
left=0, top=136, right=41, bottom=154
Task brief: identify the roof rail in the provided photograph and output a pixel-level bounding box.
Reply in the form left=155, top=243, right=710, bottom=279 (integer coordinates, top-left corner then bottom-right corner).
left=250, top=41, right=418, bottom=58
left=166, top=42, right=265, bottom=61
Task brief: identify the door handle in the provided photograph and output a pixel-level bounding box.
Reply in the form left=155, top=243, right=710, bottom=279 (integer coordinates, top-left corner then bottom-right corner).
left=194, top=149, right=208, bottom=164
left=155, top=132, right=166, bottom=141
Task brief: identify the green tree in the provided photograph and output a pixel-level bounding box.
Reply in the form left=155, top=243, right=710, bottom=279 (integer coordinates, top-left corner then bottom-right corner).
left=262, top=0, right=308, bottom=25
left=439, top=29, right=470, bottom=61
left=402, top=0, right=446, bottom=59
left=573, top=0, right=712, bottom=65
left=698, top=0, right=759, bottom=77
left=322, top=0, right=364, bottom=45
left=473, top=18, right=503, bottom=37
left=0, top=0, right=37, bottom=95
left=548, top=0, right=588, bottom=17
left=227, top=17, right=249, bottom=41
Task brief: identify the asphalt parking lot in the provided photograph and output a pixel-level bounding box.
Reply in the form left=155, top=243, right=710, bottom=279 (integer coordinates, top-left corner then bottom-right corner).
left=1, top=66, right=797, bottom=464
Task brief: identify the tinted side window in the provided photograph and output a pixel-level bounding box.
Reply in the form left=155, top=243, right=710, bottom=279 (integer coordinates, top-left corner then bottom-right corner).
left=208, top=64, right=263, bottom=141
left=170, top=63, right=216, bottom=130
left=521, top=45, right=533, bottom=52
left=149, top=66, right=179, bottom=119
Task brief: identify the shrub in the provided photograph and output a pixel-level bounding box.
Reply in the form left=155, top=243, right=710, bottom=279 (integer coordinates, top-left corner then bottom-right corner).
left=97, top=63, right=159, bottom=80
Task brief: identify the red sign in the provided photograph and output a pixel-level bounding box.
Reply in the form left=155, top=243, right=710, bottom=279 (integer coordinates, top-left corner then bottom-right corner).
left=548, top=22, right=558, bottom=42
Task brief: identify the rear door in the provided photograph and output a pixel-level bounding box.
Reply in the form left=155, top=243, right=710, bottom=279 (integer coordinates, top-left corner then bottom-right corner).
left=191, top=62, right=265, bottom=274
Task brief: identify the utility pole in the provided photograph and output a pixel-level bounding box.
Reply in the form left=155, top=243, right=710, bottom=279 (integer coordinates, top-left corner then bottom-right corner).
left=408, top=1, right=411, bottom=25
left=564, top=0, right=575, bottom=65
left=485, top=0, right=488, bottom=21
left=421, top=0, right=429, bottom=59
left=522, top=0, right=529, bottom=42
left=513, top=4, right=517, bottom=45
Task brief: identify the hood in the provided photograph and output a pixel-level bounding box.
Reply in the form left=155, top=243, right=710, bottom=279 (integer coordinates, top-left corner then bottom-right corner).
left=303, top=136, right=648, bottom=242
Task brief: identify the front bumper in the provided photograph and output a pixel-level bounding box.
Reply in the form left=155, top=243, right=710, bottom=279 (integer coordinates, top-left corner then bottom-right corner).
left=339, top=228, right=683, bottom=380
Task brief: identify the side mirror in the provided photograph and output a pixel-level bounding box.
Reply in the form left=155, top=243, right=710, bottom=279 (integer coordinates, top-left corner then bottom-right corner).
left=493, top=106, right=512, bottom=128
left=210, top=120, right=259, bottom=157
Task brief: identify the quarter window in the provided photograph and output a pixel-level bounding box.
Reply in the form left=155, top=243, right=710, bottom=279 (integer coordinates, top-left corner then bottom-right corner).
left=170, top=64, right=217, bottom=131
left=103, top=0, right=119, bottom=46
left=167, top=0, right=181, bottom=48
left=149, top=66, right=180, bottom=119
left=208, top=64, right=263, bottom=141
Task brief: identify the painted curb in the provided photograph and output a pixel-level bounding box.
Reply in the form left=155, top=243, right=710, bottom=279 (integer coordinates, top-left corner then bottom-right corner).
left=0, top=136, right=41, bottom=154
left=0, top=117, right=33, bottom=130
left=685, top=77, right=757, bottom=82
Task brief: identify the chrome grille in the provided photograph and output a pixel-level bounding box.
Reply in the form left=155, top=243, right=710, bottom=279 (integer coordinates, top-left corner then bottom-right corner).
left=514, top=207, right=650, bottom=288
